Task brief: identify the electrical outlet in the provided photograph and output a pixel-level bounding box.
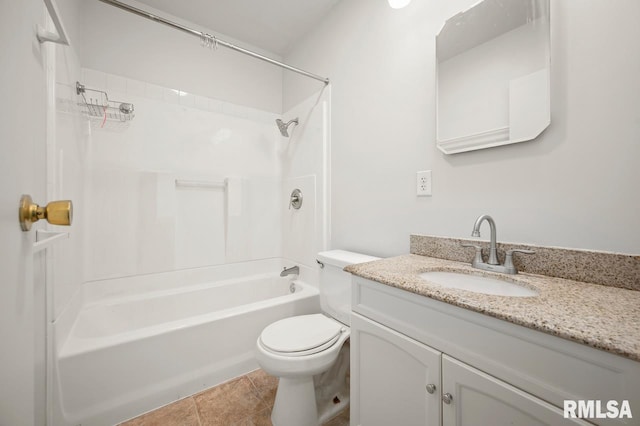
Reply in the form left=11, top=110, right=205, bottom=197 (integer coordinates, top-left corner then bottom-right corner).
left=417, top=170, right=432, bottom=196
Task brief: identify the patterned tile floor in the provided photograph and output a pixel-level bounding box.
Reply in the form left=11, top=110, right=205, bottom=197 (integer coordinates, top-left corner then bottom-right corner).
left=120, top=369, right=350, bottom=426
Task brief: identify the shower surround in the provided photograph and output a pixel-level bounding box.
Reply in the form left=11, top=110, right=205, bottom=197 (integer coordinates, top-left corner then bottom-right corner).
left=81, top=69, right=285, bottom=281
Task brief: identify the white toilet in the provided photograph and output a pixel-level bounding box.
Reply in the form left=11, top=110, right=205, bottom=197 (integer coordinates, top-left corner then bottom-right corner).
left=255, top=250, right=379, bottom=426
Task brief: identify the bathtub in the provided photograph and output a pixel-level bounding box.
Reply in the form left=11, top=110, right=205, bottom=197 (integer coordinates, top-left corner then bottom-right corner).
left=54, top=263, right=320, bottom=426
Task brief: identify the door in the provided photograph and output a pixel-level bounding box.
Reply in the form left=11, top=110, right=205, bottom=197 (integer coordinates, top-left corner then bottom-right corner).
left=442, top=355, right=591, bottom=426
left=351, top=313, right=442, bottom=426
left=0, top=0, right=49, bottom=425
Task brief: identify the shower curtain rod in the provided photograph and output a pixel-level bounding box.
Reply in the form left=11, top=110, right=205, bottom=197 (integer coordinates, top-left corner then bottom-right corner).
left=97, top=0, right=330, bottom=84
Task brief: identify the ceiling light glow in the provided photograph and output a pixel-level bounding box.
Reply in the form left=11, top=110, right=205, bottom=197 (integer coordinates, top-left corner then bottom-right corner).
left=388, top=0, right=412, bottom=9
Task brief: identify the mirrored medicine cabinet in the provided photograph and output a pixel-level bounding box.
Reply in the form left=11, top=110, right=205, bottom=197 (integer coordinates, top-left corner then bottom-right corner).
left=436, top=0, right=550, bottom=154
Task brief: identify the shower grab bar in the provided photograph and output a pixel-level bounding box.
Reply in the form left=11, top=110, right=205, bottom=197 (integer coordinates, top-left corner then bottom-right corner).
left=175, top=179, right=227, bottom=190
left=97, top=0, right=330, bottom=84
left=38, top=0, right=70, bottom=45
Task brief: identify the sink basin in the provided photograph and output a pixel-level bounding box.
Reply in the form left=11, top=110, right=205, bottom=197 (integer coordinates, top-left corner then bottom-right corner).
left=419, top=271, right=538, bottom=297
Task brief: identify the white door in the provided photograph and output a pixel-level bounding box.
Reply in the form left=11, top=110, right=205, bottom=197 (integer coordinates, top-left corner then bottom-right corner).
left=442, top=355, right=591, bottom=426
left=0, top=0, right=49, bottom=425
left=351, top=313, right=442, bottom=426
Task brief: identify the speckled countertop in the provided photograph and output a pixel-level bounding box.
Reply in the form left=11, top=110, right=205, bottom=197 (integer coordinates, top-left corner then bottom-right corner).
left=345, top=254, right=640, bottom=362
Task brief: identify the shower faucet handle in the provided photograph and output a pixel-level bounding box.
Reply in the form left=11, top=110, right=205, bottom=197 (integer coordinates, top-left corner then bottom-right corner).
left=289, top=189, right=303, bottom=210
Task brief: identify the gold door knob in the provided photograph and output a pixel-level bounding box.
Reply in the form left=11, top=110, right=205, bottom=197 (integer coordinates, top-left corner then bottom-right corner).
left=19, top=194, right=73, bottom=231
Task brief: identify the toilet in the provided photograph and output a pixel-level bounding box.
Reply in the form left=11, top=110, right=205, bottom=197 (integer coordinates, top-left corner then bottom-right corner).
left=255, top=250, right=379, bottom=426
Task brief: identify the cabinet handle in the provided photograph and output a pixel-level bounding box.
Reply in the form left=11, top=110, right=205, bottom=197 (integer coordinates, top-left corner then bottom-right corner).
left=442, top=393, right=453, bottom=404
left=426, top=384, right=436, bottom=394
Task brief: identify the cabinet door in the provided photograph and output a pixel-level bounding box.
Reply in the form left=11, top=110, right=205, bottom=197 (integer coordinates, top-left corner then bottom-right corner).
left=442, top=355, right=591, bottom=426
left=351, top=313, right=441, bottom=426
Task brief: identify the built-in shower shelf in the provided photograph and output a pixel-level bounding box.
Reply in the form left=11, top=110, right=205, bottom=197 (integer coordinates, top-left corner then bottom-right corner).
left=175, top=179, right=227, bottom=190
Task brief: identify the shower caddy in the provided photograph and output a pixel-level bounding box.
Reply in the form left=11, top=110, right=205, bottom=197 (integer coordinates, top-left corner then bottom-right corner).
left=76, top=81, right=135, bottom=129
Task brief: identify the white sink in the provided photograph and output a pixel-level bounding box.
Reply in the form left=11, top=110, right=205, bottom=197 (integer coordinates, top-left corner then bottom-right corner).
left=419, top=271, right=538, bottom=297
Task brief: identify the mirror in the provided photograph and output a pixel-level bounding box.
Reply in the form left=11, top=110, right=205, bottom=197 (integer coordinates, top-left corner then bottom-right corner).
left=436, top=0, right=550, bottom=154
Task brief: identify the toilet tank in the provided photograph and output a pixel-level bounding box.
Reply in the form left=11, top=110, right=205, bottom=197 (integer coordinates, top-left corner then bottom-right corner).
left=317, top=250, right=380, bottom=325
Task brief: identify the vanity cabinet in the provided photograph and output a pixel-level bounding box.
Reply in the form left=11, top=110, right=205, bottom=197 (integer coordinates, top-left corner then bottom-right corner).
left=351, top=313, right=588, bottom=426
left=351, top=313, right=441, bottom=425
left=441, top=354, right=589, bottom=426
left=350, top=277, right=640, bottom=426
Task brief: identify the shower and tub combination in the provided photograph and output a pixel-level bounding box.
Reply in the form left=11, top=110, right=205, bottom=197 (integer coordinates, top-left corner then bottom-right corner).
left=48, top=1, right=332, bottom=424
left=53, top=111, right=324, bottom=424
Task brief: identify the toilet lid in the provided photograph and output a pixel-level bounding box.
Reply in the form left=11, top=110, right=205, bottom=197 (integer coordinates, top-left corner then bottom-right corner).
left=260, top=314, right=344, bottom=356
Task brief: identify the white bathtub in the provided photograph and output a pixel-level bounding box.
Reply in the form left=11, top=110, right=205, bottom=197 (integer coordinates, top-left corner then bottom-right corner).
left=54, top=263, right=320, bottom=425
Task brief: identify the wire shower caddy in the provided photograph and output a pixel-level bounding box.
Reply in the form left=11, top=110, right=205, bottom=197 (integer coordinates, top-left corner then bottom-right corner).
left=76, top=81, right=135, bottom=129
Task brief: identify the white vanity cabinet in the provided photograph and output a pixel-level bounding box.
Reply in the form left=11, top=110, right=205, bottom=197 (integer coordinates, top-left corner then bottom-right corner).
left=350, top=276, right=640, bottom=426
left=440, top=355, right=589, bottom=426
left=351, top=313, right=588, bottom=426
left=351, top=313, right=442, bottom=425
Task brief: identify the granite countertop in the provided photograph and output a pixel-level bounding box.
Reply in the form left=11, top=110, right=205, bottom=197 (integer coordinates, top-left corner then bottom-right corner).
left=345, top=254, right=640, bottom=362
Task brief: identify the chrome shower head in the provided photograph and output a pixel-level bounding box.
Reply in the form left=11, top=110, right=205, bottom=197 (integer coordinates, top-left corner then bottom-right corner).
left=276, top=117, right=299, bottom=137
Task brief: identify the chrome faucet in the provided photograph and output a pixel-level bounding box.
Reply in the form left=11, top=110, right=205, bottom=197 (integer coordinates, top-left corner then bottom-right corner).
left=471, top=214, right=499, bottom=265
left=280, top=266, right=299, bottom=277
left=463, top=214, right=535, bottom=274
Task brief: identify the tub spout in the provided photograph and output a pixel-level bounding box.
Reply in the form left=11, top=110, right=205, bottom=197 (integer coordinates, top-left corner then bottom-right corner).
left=280, top=266, right=299, bottom=277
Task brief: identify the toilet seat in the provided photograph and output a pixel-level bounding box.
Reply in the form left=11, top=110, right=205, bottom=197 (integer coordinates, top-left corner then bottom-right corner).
left=259, top=314, right=346, bottom=357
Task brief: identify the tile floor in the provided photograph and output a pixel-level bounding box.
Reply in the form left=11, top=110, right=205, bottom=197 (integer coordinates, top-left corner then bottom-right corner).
left=120, top=369, right=350, bottom=426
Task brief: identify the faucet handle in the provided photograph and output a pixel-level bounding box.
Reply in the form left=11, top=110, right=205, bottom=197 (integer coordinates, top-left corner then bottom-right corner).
left=506, top=248, right=535, bottom=257
left=461, top=243, right=482, bottom=249
left=504, top=249, right=535, bottom=273
left=461, top=243, right=483, bottom=266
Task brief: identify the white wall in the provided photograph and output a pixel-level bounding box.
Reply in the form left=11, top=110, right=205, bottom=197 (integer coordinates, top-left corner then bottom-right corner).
left=57, top=0, right=82, bottom=45
left=78, top=0, right=283, bottom=113
left=284, top=0, right=640, bottom=255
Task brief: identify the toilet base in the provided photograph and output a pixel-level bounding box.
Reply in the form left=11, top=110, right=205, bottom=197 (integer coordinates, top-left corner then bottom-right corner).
left=270, top=343, right=350, bottom=426
left=315, top=341, right=350, bottom=424
left=271, top=376, right=319, bottom=426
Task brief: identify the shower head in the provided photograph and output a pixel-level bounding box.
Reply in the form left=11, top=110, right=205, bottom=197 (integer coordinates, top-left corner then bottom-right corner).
left=276, top=117, right=299, bottom=137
